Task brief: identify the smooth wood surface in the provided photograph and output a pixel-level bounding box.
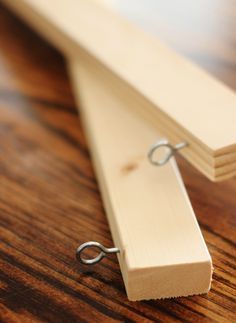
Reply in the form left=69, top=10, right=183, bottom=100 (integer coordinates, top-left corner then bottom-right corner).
left=70, top=59, right=212, bottom=300
left=2, top=0, right=236, bottom=181
left=0, top=3, right=235, bottom=321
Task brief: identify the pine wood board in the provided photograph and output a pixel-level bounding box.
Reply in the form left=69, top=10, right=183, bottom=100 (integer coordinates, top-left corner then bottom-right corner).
left=69, top=59, right=212, bottom=300
left=1, top=0, right=235, bottom=182
left=70, top=51, right=236, bottom=182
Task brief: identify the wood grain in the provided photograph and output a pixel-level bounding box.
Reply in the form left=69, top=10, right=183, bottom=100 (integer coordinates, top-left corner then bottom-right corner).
left=0, top=2, right=235, bottom=322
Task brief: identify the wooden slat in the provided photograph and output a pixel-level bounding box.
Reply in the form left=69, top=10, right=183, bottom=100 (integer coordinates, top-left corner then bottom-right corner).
left=69, top=58, right=212, bottom=300
left=68, top=51, right=236, bottom=182
left=1, top=0, right=236, bottom=181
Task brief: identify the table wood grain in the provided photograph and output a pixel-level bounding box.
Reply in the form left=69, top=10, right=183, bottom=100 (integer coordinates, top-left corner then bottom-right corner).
left=0, top=2, right=235, bottom=322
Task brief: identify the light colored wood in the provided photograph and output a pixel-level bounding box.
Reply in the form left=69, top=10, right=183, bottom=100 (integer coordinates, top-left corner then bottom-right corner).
left=1, top=0, right=236, bottom=181
left=72, top=52, right=236, bottom=182
left=69, top=59, right=212, bottom=300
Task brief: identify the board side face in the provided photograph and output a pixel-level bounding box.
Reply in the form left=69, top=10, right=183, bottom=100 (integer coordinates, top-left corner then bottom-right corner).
left=2, top=0, right=236, bottom=154
left=69, top=59, right=212, bottom=300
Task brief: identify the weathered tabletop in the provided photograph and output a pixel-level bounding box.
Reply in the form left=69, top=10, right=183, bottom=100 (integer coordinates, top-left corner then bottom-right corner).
left=0, top=2, right=235, bottom=322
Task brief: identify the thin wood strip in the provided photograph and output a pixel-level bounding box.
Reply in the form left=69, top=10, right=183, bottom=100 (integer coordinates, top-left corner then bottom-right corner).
left=75, top=52, right=236, bottom=181
left=1, top=0, right=236, bottom=181
left=69, top=59, right=212, bottom=300
left=77, top=42, right=236, bottom=169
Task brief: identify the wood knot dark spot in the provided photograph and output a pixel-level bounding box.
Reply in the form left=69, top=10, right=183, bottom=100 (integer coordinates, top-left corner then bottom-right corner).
left=121, top=162, right=138, bottom=175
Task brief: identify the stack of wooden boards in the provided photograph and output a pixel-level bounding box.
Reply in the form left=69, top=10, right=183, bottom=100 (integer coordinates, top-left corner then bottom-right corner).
left=2, top=0, right=236, bottom=182
left=3, top=0, right=230, bottom=300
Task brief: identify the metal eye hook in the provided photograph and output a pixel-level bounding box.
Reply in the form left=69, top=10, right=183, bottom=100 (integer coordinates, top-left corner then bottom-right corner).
left=148, top=139, right=188, bottom=166
left=76, top=241, right=120, bottom=265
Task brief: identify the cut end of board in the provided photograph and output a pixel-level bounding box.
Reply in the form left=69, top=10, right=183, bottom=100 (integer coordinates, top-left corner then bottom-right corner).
left=124, top=259, right=213, bottom=301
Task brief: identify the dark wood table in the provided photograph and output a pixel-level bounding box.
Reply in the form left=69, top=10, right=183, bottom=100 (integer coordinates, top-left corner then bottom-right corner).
left=0, top=2, right=235, bottom=322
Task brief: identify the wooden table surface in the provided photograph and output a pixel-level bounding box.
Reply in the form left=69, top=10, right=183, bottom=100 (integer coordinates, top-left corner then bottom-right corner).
left=0, top=2, right=235, bottom=322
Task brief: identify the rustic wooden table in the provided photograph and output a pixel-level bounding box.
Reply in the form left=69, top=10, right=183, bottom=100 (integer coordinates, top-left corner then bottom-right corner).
left=0, top=2, right=235, bottom=322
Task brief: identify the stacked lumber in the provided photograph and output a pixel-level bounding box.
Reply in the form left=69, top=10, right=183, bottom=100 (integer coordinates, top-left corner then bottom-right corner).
left=2, top=0, right=236, bottom=181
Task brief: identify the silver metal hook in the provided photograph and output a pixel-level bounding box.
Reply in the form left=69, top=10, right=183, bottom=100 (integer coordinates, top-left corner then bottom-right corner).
left=148, top=139, right=187, bottom=166
left=76, top=241, right=120, bottom=265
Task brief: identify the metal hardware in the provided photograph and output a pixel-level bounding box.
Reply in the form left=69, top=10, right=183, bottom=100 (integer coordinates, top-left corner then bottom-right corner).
left=148, top=139, right=187, bottom=166
left=76, top=241, right=120, bottom=265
